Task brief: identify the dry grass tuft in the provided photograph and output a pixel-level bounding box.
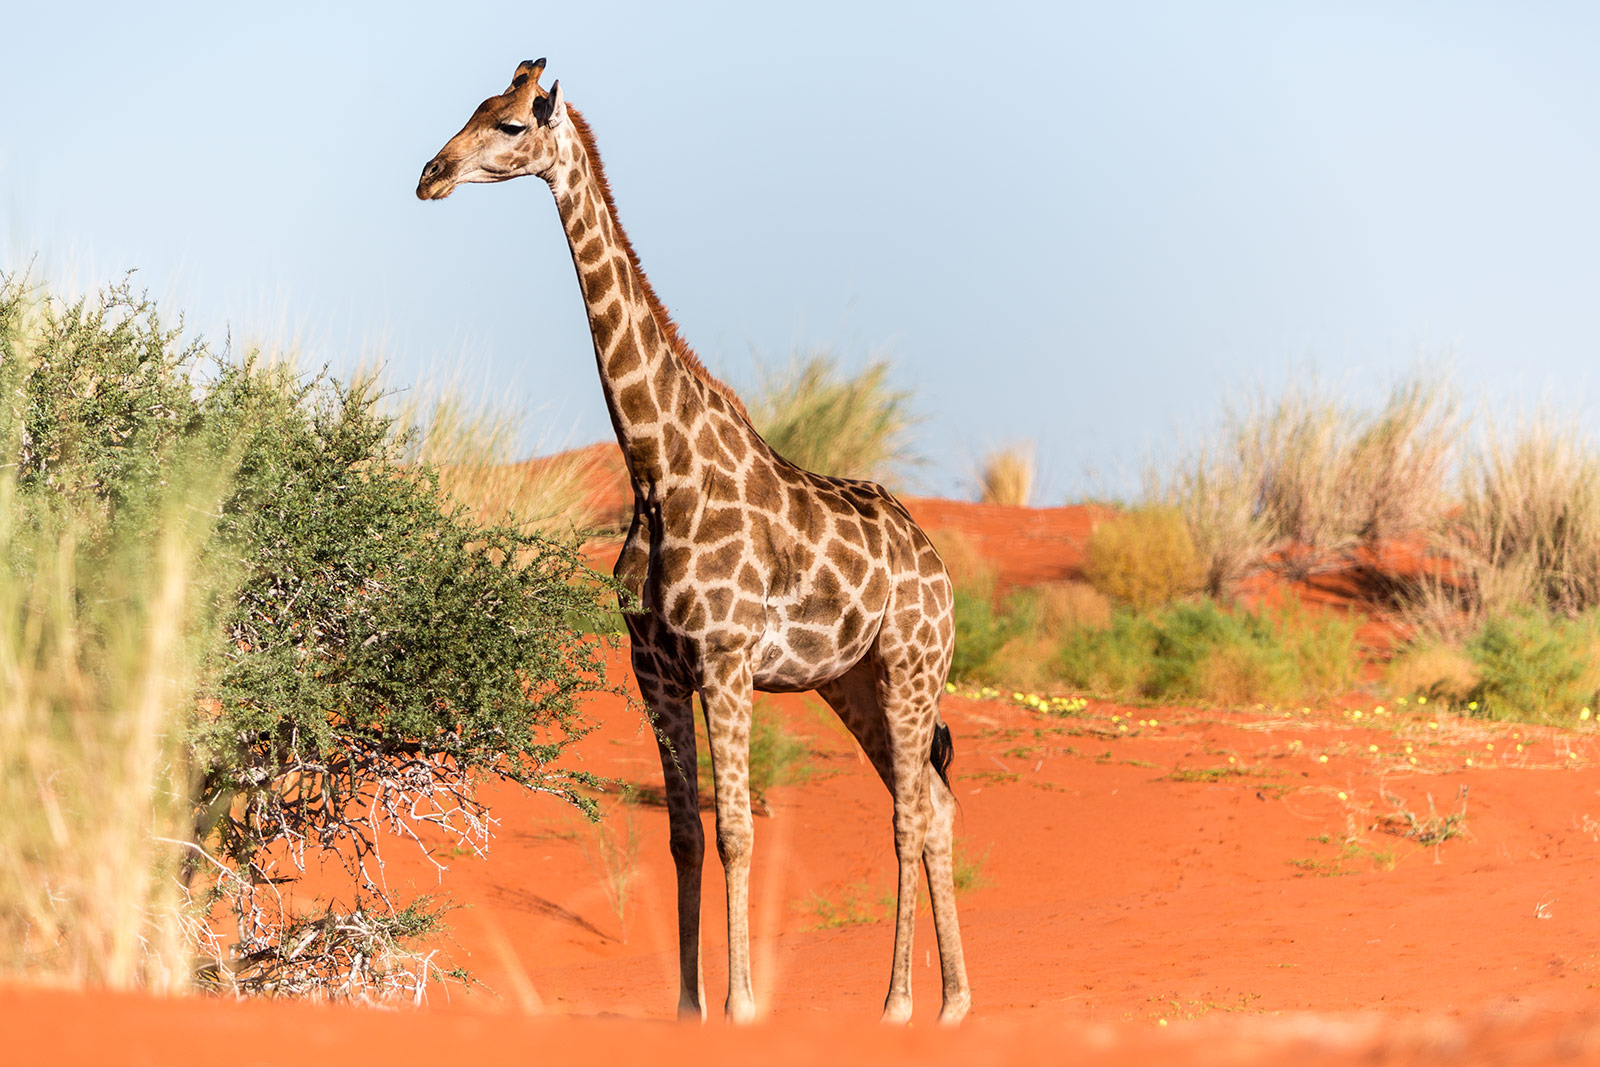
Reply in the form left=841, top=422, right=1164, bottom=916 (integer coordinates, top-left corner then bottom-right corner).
left=1442, top=415, right=1600, bottom=620
left=930, top=528, right=996, bottom=592
left=1153, top=373, right=1459, bottom=593
left=977, top=443, right=1035, bottom=507
left=385, top=376, right=599, bottom=539
left=1385, top=641, right=1480, bottom=705
left=1084, top=506, right=1203, bottom=610
left=1035, top=581, right=1114, bottom=633
left=747, top=351, right=920, bottom=486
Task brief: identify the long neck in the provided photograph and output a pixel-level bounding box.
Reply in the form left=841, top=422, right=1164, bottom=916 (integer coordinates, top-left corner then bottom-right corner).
left=547, top=107, right=744, bottom=492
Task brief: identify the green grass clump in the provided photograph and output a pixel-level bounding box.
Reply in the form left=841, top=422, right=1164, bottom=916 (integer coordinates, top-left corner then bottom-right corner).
left=747, top=351, right=919, bottom=485
left=1054, top=598, right=1362, bottom=706
left=1084, top=506, right=1203, bottom=610
left=1464, top=611, right=1600, bottom=722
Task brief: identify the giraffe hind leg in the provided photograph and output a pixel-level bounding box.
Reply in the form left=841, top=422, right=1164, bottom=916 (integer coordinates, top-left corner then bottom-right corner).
left=818, top=658, right=970, bottom=1024
left=921, top=734, right=971, bottom=1024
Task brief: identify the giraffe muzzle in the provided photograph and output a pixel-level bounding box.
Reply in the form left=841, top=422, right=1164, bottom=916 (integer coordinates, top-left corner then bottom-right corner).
left=416, top=157, right=457, bottom=200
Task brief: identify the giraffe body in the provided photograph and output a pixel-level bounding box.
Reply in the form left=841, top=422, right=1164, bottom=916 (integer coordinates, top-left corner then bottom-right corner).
left=419, top=59, right=971, bottom=1025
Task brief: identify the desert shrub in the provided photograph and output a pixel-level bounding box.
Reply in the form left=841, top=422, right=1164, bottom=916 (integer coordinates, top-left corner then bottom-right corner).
left=949, top=576, right=1010, bottom=682
left=1464, top=611, right=1600, bottom=722
left=976, top=443, right=1034, bottom=506
left=1386, top=641, right=1479, bottom=705
left=1147, top=444, right=1277, bottom=599
left=1055, top=598, right=1362, bottom=706
left=747, top=351, right=919, bottom=485
left=1084, top=506, right=1202, bottom=610
left=0, top=275, right=614, bottom=999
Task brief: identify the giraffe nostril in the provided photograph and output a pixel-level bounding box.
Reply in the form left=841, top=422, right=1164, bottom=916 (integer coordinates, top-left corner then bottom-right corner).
left=422, top=158, right=443, bottom=180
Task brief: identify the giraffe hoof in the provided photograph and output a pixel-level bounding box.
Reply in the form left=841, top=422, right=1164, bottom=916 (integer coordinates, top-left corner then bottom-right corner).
left=937, top=992, right=972, bottom=1026
left=880, top=995, right=914, bottom=1026
left=725, top=996, right=758, bottom=1025
left=677, top=996, right=706, bottom=1023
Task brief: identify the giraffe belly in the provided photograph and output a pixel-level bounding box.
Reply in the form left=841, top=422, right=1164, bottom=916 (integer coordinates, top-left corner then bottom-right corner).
left=750, top=620, right=876, bottom=693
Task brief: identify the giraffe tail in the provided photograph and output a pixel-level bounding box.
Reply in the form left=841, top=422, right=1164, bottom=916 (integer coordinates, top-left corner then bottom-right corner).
left=930, top=721, right=954, bottom=791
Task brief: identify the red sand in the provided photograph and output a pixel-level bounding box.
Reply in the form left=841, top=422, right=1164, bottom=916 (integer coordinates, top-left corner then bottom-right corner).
left=9, top=447, right=1600, bottom=1064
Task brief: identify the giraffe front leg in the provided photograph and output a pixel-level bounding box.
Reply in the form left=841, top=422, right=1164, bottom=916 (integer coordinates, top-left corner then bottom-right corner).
left=631, top=634, right=706, bottom=1021
left=700, top=651, right=758, bottom=1024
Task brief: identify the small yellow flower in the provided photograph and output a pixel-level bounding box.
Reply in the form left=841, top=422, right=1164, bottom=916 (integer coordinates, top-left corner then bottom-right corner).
left=1583, top=707, right=1593, bottom=722
left=1429, top=722, right=1439, bottom=731
left=1375, top=706, right=1386, bottom=715
left=1368, top=744, right=1379, bottom=752
left=1337, top=791, right=1348, bottom=801
left=1405, top=745, right=1413, bottom=754
left=1318, top=755, right=1329, bottom=763
left=1486, top=743, right=1494, bottom=751
left=1418, top=696, right=1427, bottom=705
left=1158, top=1019, right=1168, bottom=1028
left=1466, top=757, right=1474, bottom=766
left=1468, top=701, right=1479, bottom=711
left=1149, top=718, right=1159, bottom=726
left=1517, top=744, right=1524, bottom=752
left=1228, top=756, right=1236, bottom=764
left=1352, top=710, right=1363, bottom=720
left=1409, top=756, right=1418, bottom=764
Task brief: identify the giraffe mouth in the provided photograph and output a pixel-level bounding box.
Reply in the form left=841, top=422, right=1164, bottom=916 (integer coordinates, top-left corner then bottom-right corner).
left=416, top=158, right=459, bottom=201
left=416, top=176, right=457, bottom=201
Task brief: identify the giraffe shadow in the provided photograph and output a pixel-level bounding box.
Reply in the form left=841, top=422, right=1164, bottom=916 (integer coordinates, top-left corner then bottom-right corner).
left=624, top=781, right=772, bottom=818
left=491, top=885, right=616, bottom=943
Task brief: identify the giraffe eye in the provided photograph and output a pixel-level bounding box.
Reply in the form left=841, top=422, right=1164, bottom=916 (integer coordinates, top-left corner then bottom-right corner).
left=497, top=122, right=527, bottom=136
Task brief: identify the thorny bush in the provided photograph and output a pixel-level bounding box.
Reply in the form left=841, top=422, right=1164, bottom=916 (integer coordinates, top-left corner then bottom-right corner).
left=1, top=274, right=617, bottom=1000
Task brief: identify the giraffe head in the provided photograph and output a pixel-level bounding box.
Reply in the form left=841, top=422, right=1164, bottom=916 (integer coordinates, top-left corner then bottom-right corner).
left=417, top=58, right=568, bottom=200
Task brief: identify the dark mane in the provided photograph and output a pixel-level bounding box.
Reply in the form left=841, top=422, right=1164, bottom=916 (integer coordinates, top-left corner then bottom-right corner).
left=566, top=105, right=751, bottom=421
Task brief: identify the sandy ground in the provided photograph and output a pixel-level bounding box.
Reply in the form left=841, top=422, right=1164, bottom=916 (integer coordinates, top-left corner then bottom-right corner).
left=9, top=453, right=1600, bottom=1063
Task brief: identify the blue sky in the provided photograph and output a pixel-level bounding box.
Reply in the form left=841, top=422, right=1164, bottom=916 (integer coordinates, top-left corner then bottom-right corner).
left=5, top=3, right=1599, bottom=499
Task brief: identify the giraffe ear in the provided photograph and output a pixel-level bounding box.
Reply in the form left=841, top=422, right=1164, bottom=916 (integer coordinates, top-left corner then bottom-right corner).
left=540, top=79, right=567, bottom=129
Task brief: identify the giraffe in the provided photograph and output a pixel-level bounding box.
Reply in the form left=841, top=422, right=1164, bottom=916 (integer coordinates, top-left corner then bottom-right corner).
left=418, top=58, right=971, bottom=1026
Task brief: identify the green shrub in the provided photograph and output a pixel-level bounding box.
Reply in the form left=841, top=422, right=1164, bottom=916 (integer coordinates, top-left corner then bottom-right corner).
left=1054, top=598, right=1362, bottom=706
left=949, top=577, right=1011, bottom=681
left=1465, top=611, right=1600, bottom=722
left=747, top=351, right=919, bottom=485
left=1, top=274, right=614, bottom=998
left=1084, top=506, right=1202, bottom=610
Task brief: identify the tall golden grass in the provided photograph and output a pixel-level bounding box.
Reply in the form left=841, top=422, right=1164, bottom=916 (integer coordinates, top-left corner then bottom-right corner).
left=0, top=303, right=233, bottom=989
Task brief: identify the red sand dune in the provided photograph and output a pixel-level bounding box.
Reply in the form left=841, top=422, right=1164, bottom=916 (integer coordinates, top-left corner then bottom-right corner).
left=9, top=447, right=1600, bottom=1064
